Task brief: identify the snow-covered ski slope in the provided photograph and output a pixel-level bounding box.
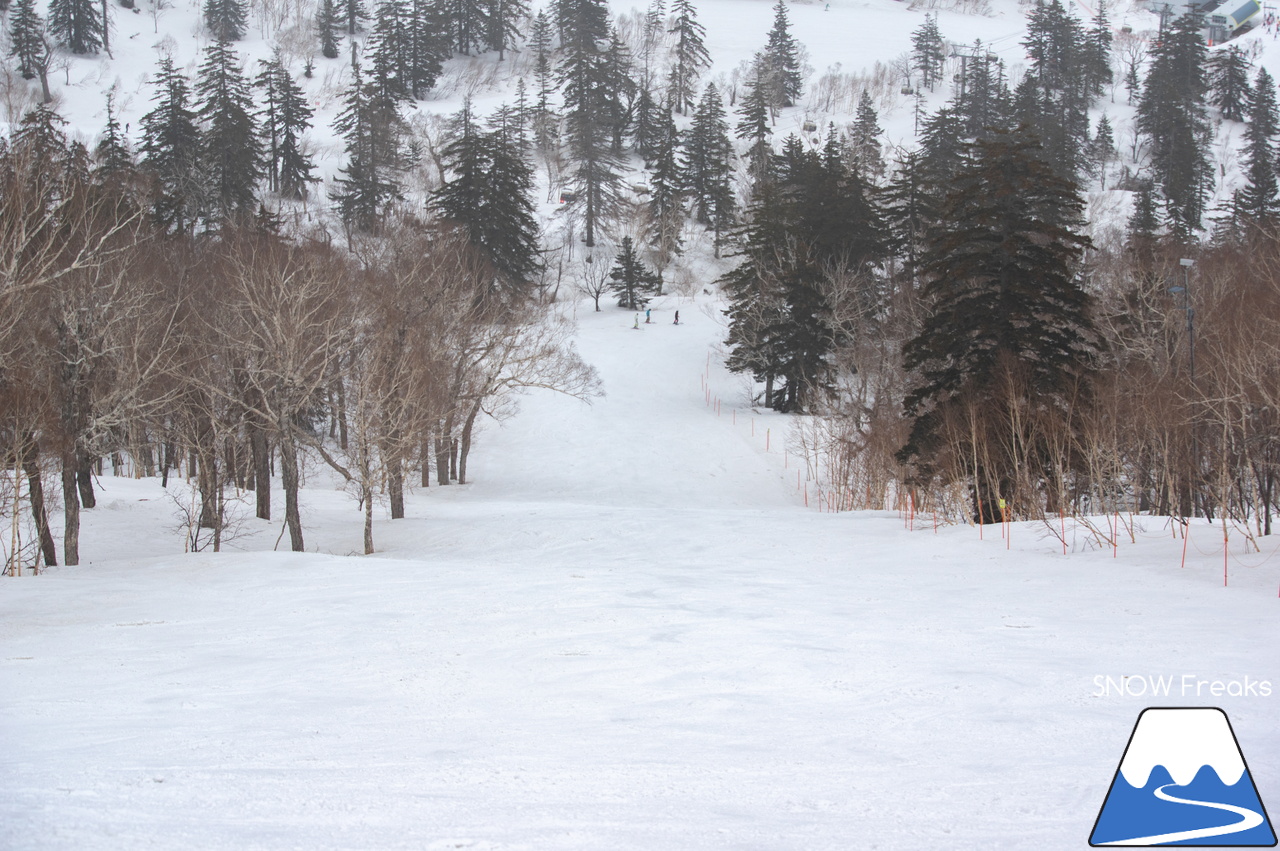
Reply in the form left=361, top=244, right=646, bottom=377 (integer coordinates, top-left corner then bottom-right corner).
left=3, top=296, right=1278, bottom=850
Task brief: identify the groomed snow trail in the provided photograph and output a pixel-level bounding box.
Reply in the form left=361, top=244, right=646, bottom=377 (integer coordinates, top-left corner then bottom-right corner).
left=2, top=296, right=1278, bottom=851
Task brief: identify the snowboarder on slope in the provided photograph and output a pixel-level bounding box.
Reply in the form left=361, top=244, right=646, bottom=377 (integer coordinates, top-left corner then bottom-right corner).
left=673, top=310, right=680, bottom=325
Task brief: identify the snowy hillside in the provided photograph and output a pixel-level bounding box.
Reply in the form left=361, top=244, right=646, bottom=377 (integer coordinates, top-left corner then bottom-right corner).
left=2, top=295, right=1278, bottom=849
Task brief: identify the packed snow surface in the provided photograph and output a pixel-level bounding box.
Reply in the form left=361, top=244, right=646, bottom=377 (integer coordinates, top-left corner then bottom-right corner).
left=2, top=296, right=1278, bottom=849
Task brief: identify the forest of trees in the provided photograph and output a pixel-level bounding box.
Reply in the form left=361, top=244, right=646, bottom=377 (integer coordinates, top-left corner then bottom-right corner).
left=2, top=0, right=1279, bottom=573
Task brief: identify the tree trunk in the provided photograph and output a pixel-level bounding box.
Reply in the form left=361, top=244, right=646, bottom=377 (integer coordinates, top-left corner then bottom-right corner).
left=458, top=399, right=482, bottom=484
left=388, top=456, right=404, bottom=519
left=251, top=424, right=271, bottom=520
left=279, top=436, right=304, bottom=552
left=61, top=459, right=81, bottom=566
left=363, top=483, right=374, bottom=555
left=420, top=439, right=431, bottom=487
left=76, top=451, right=96, bottom=508
left=336, top=380, right=349, bottom=450
left=450, top=437, right=458, bottom=481
left=435, top=419, right=452, bottom=486
left=21, top=437, right=57, bottom=567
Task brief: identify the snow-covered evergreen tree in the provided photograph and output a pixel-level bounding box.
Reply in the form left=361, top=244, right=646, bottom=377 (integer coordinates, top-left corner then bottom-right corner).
left=763, top=0, right=802, bottom=108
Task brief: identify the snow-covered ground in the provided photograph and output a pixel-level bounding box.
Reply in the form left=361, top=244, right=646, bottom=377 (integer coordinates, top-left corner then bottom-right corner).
left=3, top=295, right=1278, bottom=850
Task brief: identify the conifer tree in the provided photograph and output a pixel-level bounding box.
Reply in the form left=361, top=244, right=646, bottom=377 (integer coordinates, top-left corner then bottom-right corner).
left=645, top=97, right=683, bottom=263
left=433, top=100, right=542, bottom=295
left=603, top=28, right=636, bottom=153
left=317, top=0, right=343, bottom=59
left=342, top=0, right=366, bottom=34
left=256, top=54, right=317, bottom=199
left=608, top=235, right=662, bottom=309
left=9, top=0, right=47, bottom=81
left=140, top=56, right=204, bottom=233
left=1088, top=113, right=1115, bottom=187
left=203, top=0, right=246, bottom=41
left=666, top=0, right=710, bottom=115
left=1126, top=177, right=1161, bottom=261
left=682, top=83, right=735, bottom=256
left=49, top=0, right=104, bottom=54
left=1084, top=0, right=1112, bottom=100
left=763, top=0, right=802, bottom=108
left=196, top=40, right=261, bottom=223
left=1138, top=12, right=1211, bottom=237
left=1207, top=44, right=1252, bottom=123
left=95, top=91, right=134, bottom=178
left=485, top=0, right=528, bottom=59
left=529, top=9, right=559, bottom=157
left=1019, top=1, right=1090, bottom=178
left=880, top=150, right=930, bottom=293
left=332, top=59, right=407, bottom=233
left=850, top=90, right=884, bottom=182
left=448, top=0, right=488, bottom=54
left=899, top=127, right=1098, bottom=519
left=633, top=86, right=660, bottom=163
left=910, top=13, right=945, bottom=92
left=1238, top=66, right=1280, bottom=225
left=735, top=56, right=773, bottom=186
left=558, top=0, right=621, bottom=246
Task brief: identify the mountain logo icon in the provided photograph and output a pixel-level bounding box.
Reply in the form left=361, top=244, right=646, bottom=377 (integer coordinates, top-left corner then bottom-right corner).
left=1090, top=707, right=1277, bottom=846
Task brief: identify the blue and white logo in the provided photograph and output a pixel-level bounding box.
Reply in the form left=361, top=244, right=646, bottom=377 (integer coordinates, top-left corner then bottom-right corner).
left=1091, top=707, right=1276, bottom=846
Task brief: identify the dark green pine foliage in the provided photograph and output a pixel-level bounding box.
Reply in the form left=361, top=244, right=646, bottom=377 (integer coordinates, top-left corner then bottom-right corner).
left=603, top=29, right=636, bottom=153
left=608, top=236, right=662, bottom=309
left=1088, top=113, right=1115, bottom=186
left=485, top=0, right=529, bottom=60
left=203, top=0, right=246, bottom=42
left=369, top=0, right=443, bottom=100
left=447, top=0, right=488, bottom=54
left=49, top=0, right=103, bottom=54
left=139, top=56, right=204, bottom=234
left=196, top=40, right=261, bottom=224
left=880, top=149, right=930, bottom=294
left=1138, top=12, right=1212, bottom=238
left=850, top=90, right=884, bottom=182
left=95, top=92, right=134, bottom=178
left=899, top=127, right=1098, bottom=518
left=632, top=85, right=661, bottom=164
left=910, top=13, right=946, bottom=92
left=1019, top=1, right=1092, bottom=179
left=682, top=83, right=735, bottom=256
left=645, top=97, right=684, bottom=264
left=433, top=100, right=542, bottom=297
left=558, top=0, right=622, bottom=247
left=342, top=0, right=366, bottom=34
left=410, top=0, right=447, bottom=97
left=1083, top=0, right=1112, bottom=101
left=666, top=0, right=710, bottom=115
left=954, top=44, right=1011, bottom=142
left=331, top=60, right=407, bottom=233
left=256, top=54, right=317, bottom=199
left=529, top=10, right=559, bottom=157
left=1207, top=45, right=1252, bottom=123
left=723, top=132, right=882, bottom=413
left=763, top=0, right=802, bottom=108
left=1125, top=177, right=1161, bottom=261
left=9, top=0, right=47, bottom=80
left=317, top=0, right=343, bottom=59
left=735, top=55, right=773, bottom=186
left=917, top=106, right=967, bottom=210
left=1238, top=65, right=1280, bottom=226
